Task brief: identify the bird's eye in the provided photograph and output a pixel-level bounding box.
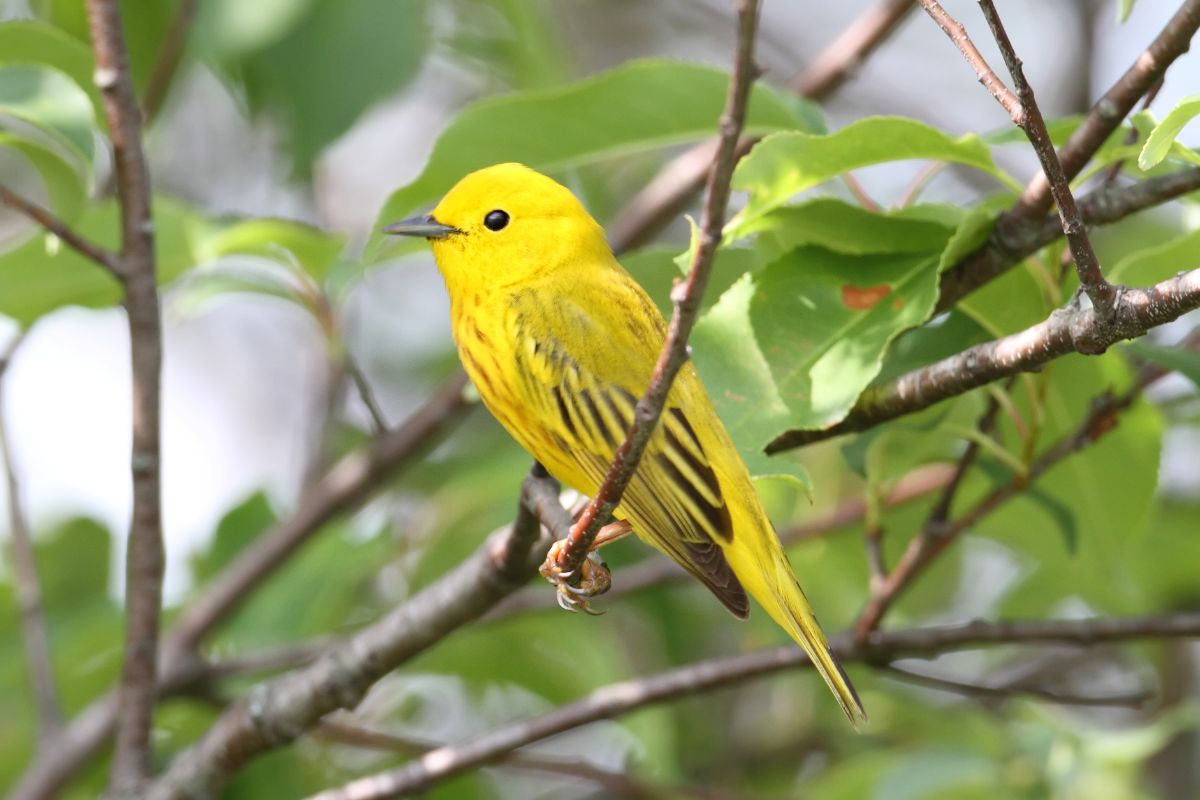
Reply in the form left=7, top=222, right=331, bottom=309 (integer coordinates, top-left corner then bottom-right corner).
left=484, top=209, right=510, bottom=231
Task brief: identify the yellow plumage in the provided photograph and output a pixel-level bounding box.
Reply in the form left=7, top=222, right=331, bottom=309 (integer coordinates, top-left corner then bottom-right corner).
left=386, top=162, right=866, bottom=726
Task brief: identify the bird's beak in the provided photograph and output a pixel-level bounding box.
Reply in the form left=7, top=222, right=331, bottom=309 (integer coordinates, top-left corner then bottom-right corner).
left=382, top=214, right=461, bottom=239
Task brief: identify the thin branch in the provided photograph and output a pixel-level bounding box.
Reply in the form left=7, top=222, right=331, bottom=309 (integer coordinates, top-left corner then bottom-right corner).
left=314, top=720, right=738, bottom=800
left=974, top=0, right=1114, bottom=313
left=925, top=386, right=1006, bottom=526
left=85, top=0, right=164, bottom=789
left=939, top=0, right=1200, bottom=310
left=9, top=372, right=472, bottom=800
left=1, top=338, right=63, bottom=745
left=0, top=183, right=119, bottom=273
left=914, top=0, right=1022, bottom=122
left=140, top=0, right=201, bottom=125
left=607, top=0, right=916, bottom=252
left=303, top=611, right=1200, bottom=799
left=882, top=664, right=1152, bottom=708
left=853, top=383, right=1143, bottom=639
left=550, top=0, right=762, bottom=582
left=145, top=469, right=568, bottom=799
left=343, top=350, right=389, bottom=435
left=767, top=265, right=1200, bottom=452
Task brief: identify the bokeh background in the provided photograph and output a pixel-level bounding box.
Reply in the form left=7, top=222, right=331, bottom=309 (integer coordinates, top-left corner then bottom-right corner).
left=2, top=1, right=1200, bottom=797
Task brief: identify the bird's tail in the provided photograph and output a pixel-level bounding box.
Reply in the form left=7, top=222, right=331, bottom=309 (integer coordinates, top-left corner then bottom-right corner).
left=727, top=539, right=867, bottom=728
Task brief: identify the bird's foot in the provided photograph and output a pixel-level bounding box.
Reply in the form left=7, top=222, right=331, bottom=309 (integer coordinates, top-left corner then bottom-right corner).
left=539, top=539, right=613, bottom=615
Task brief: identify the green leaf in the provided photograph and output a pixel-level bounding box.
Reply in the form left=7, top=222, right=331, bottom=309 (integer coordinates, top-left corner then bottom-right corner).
left=1109, top=226, right=1200, bottom=285
left=729, top=117, right=1020, bottom=235
left=0, top=65, right=96, bottom=170
left=0, top=131, right=87, bottom=223
left=977, top=458, right=1078, bottom=553
left=1125, top=340, right=1200, bottom=388
left=1118, top=0, right=1137, bottom=22
left=197, top=0, right=317, bottom=57
left=0, top=196, right=199, bottom=325
left=692, top=246, right=942, bottom=479
left=191, top=217, right=345, bottom=279
left=740, top=198, right=960, bottom=259
left=371, top=59, right=820, bottom=257
left=1138, top=94, right=1200, bottom=170
left=230, top=0, right=429, bottom=174
left=938, top=193, right=1013, bottom=272
left=621, top=245, right=763, bottom=318
left=0, top=21, right=103, bottom=128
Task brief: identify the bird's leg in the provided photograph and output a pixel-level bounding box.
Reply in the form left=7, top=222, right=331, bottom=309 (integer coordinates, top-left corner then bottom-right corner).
left=538, top=519, right=633, bottom=614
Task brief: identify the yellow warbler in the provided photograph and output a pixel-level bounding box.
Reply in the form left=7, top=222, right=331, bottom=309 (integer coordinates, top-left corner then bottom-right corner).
left=386, top=163, right=865, bottom=726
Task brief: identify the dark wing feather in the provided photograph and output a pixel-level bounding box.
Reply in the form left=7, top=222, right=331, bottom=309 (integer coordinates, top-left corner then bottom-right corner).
left=517, top=332, right=749, bottom=618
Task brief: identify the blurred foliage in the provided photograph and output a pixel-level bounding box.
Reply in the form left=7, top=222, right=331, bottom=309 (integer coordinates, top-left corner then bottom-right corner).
left=2, top=3, right=1200, bottom=798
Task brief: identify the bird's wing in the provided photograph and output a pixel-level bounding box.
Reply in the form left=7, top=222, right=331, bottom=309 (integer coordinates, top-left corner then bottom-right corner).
left=507, top=274, right=749, bottom=617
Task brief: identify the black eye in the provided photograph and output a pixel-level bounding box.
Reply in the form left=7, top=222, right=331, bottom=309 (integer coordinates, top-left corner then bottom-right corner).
left=484, top=209, right=510, bottom=231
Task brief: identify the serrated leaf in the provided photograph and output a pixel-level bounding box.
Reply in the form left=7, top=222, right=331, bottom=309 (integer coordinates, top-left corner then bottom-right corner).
left=1139, top=95, right=1200, bottom=170
left=729, top=117, right=1020, bottom=235
left=0, top=65, right=95, bottom=170
left=1125, top=340, right=1200, bottom=388
left=0, top=21, right=103, bottom=128
left=370, top=59, right=821, bottom=258
left=0, top=131, right=87, bottom=224
left=692, top=246, right=942, bottom=475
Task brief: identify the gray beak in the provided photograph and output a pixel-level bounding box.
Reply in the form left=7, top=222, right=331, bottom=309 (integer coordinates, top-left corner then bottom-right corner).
left=383, top=214, right=460, bottom=239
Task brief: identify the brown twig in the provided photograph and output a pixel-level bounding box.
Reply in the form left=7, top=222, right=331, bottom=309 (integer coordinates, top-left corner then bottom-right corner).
left=767, top=265, right=1200, bottom=452
left=0, top=338, right=63, bottom=746
left=9, top=373, right=472, bottom=800
left=303, top=611, right=1200, bottom=799
left=974, top=0, right=1114, bottom=313
left=915, top=0, right=1023, bottom=122
left=139, top=0, right=201, bottom=125
left=145, top=469, right=567, bottom=799
left=0, top=183, right=119, bottom=273
left=551, top=0, right=762, bottom=581
left=853, top=384, right=1142, bottom=639
left=925, top=386, right=1006, bottom=526
left=938, top=0, right=1200, bottom=310
left=314, top=720, right=738, bottom=800
left=84, top=0, right=164, bottom=789
left=607, top=0, right=917, bottom=252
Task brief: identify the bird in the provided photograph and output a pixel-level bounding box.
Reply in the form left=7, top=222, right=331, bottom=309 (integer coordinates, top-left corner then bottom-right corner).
left=385, top=162, right=865, bottom=726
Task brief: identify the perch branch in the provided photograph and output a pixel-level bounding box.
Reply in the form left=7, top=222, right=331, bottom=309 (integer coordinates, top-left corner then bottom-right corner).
left=550, top=0, right=762, bottom=581
left=145, top=469, right=568, bottom=799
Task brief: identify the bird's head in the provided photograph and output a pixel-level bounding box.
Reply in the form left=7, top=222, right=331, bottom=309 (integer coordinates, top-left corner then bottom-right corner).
left=384, top=163, right=612, bottom=294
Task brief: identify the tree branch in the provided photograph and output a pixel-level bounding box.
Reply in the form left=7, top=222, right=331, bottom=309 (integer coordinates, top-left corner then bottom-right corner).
left=84, top=0, right=164, bottom=789
left=882, top=664, right=1152, bottom=708
left=145, top=468, right=567, bottom=799
left=0, top=338, right=63, bottom=746
left=549, top=0, right=762, bottom=585
left=303, top=611, right=1200, bottom=799
left=767, top=266, right=1200, bottom=451
left=974, top=0, right=1114, bottom=312
left=938, top=0, right=1200, bottom=310
left=607, top=0, right=917, bottom=252
left=853, top=382, right=1144, bottom=638
left=0, top=183, right=119, bottom=273
left=9, top=372, right=472, bottom=800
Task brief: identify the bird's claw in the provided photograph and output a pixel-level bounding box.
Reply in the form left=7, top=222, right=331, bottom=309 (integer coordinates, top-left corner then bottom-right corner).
left=540, top=541, right=612, bottom=614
